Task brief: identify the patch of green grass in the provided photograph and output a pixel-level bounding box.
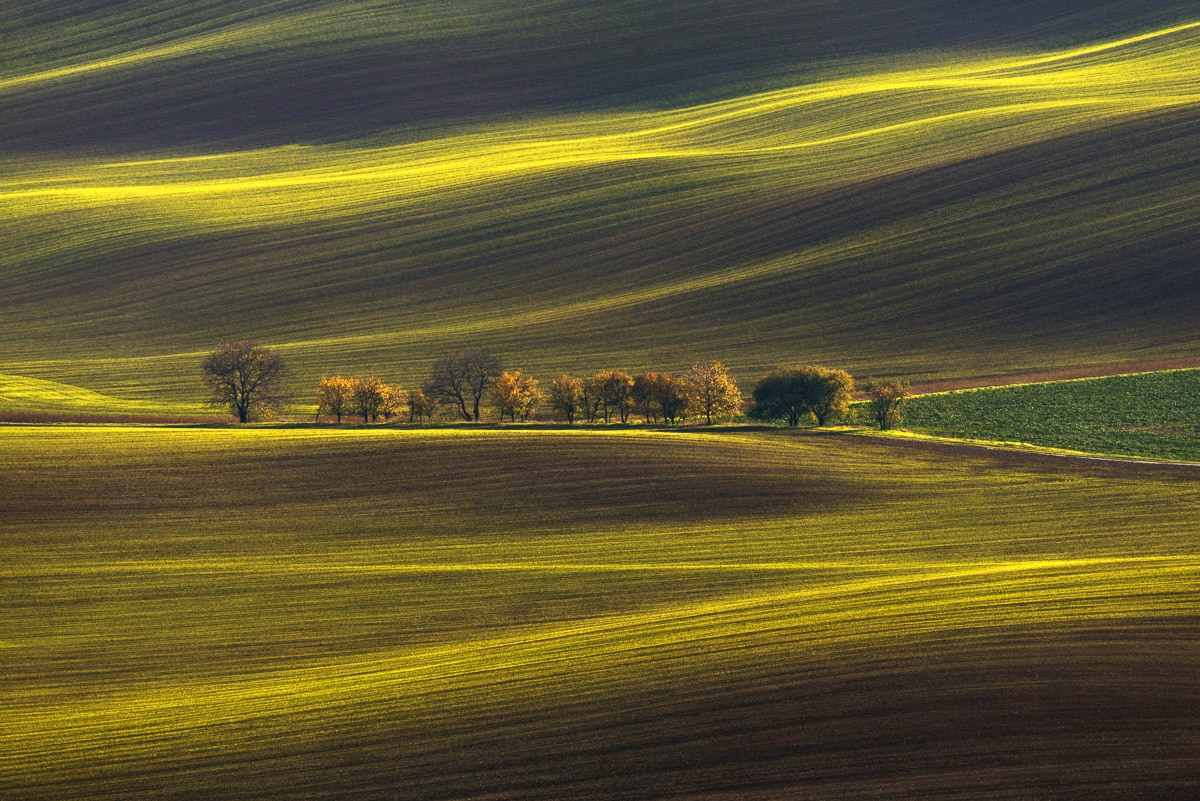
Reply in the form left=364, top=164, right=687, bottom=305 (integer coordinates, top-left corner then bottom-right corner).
left=1, top=426, right=1197, bottom=798
left=905, top=368, right=1200, bottom=461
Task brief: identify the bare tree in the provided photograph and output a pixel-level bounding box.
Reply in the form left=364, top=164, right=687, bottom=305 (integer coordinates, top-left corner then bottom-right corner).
left=201, top=340, right=285, bottom=423
left=424, top=349, right=502, bottom=422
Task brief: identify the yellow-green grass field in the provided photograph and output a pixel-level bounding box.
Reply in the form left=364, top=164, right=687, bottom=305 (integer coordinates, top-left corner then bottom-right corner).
left=6, top=4, right=1200, bottom=798
left=2, top=425, right=1197, bottom=798
left=5, top=1, right=1193, bottom=152
left=0, top=373, right=207, bottom=421
left=3, top=15, right=1200, bottom=406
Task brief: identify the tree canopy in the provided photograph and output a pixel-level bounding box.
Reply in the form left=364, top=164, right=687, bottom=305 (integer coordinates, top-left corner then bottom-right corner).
left=491, top=370, right=544, bottom=422
left=751, top=365, right=854, bottom=427
left=633, top=371, right=687, bottom=424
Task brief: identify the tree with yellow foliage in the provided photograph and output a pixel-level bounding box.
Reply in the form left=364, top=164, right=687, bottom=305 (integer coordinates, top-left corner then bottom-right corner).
left=491, top=370, right=544, bottom=422
left=316, top=375, right=355, bottom=423
left=863, top=377, right=911, bottom=430
left=683, top=360, right=742, bottom=425
left=382, top=384, right=409, bottom=421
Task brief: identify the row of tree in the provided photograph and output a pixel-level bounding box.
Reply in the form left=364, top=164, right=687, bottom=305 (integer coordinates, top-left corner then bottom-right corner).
left=202, top=340, right=910, bottom=428
left=315, top=352, right=745, bottom=426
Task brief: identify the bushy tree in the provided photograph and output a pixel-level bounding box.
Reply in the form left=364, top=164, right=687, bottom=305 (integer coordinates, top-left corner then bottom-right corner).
left=316, top=375, right=354, bottom=423
left=683, top=360, right=741, bottom=425
left=549, top=374, right=585, bottom=423
left=633, top=371, right=687, bottom=424
left=864, top=377, right=911, bottom=430
left=491, top=370, right=544, bottom=422
left=751, top=365, right=854, bottom=427
left=808, top=366, right=854, bottom=426
left=424, top=349, right=502, bottom=421
left=201, top=340, right=286, bottom=423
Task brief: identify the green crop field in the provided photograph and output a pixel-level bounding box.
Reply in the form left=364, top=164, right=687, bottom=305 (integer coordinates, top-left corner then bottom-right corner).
left=905, top=369, right=1200, bottom=461
left=2, top=426, right=1197, bottom=799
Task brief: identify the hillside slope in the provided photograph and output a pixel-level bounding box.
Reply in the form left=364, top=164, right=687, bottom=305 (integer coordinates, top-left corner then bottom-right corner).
left=4, top=0, right=1195, bottom=153
left=2, top=427, right=1197, bottom=799
left=1, top=4, right=1198, bottom=406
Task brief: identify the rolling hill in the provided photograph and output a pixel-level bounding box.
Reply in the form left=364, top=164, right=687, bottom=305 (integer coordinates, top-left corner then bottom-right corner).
left=4, top=5, right=1200, bottom=799
left=2, top=426, right=1197, bottom=799
left=2, top=2, right=1200, bottom=409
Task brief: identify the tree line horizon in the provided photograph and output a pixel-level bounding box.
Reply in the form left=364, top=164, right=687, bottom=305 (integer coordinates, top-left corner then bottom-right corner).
left=201, top=340, right=911, bottom=429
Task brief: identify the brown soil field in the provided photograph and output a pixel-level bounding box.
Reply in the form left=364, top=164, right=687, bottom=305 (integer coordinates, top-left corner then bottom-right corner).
left=908, top=356, right=1200, bottom=395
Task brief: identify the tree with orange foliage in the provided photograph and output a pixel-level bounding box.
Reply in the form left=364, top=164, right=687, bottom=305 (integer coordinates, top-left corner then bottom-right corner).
left=382, top=384, right=409, bottom=421
left=491, top=370, right=544, bottom=422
